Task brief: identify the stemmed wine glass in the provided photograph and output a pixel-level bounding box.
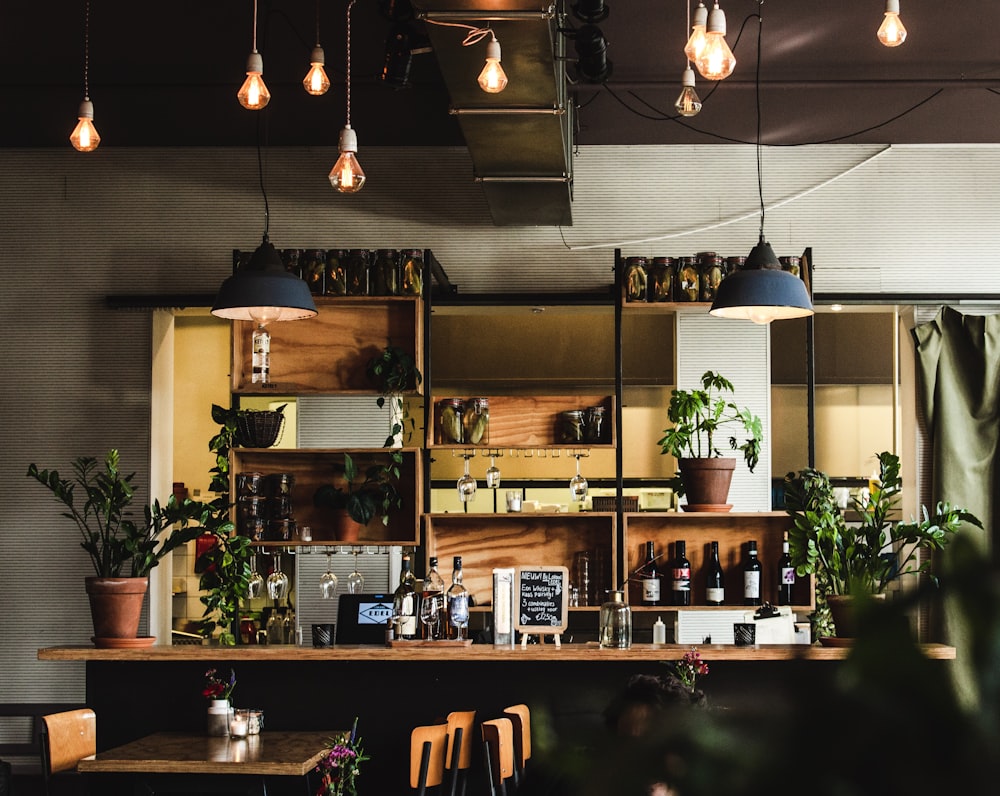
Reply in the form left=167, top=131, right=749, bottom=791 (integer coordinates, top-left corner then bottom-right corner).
left=457, top=455, right=477, bottom=502
left=267, top=552, right=289, bottom=600
left=485, top=454, right=501, bottom=489
left=319, top=549, right=339, bottom=600
left=247, top=551, right=264, bottom=599
left=570, top=454, right=589, bottom=502
left=420, top=593, right=442, bottom=641
left=346, top=547, right=365, bottom=594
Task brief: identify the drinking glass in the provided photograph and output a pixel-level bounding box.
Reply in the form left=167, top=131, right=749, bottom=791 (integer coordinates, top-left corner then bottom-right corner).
left=247, top=552, right=264, bottom=599
left=570, top=455, right=589, bottom=502
left=319, top=549, right=338, bottom=600
left=485, top=455, right=501, bottom=489
left=457, top=455, right=477, bottom=502
left=420, top=593, right=442, bottom=640
left=346, top=547, right=365, bottom=594
left=266, top=552, right=289, bottom=600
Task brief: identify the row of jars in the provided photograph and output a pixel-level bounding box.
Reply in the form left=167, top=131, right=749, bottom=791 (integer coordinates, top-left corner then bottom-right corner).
left=234, top=248, right=425, bottom=298
left=236, top=471, right=298, bottom=542
left=436, top=398, right=490, bottom=445
left=623, top=252, right=801, bottom=304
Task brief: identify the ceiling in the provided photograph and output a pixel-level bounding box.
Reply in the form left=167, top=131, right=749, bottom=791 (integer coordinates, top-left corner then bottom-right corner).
left=4, top=0, right=1000, bottom=151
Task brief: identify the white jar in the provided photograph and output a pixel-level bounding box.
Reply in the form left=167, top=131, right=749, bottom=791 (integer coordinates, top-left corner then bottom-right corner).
left=207, top=699, right=231, bottom=737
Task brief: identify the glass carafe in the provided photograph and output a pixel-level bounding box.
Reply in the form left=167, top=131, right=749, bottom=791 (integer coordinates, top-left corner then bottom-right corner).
left=599, top=590, right=632, bottom=649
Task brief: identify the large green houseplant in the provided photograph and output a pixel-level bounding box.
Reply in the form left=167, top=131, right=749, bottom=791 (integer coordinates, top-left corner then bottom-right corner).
left=313, top=451, right=404, bottom=541
left=657, top=370, right=763, bottom=509
left=27, top=448, right=205, bottom=641
left=784, top=450, right=982, bottom=636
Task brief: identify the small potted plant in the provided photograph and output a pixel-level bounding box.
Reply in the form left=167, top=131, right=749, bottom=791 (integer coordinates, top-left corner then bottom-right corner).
left=365, top=343, right=422, bottom=448
left=783, top=450, right=982, bottom=638
left=27, top=448, right=206, bottom=643
left=313, top=452, right=404, bottom=542
left=657, top=370, right=763, bottom=510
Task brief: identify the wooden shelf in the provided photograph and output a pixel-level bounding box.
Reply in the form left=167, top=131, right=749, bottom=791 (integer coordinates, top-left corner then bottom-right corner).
left=425, top=512, right=617, bottom=607
left=231, top=296, right=424, bottom=395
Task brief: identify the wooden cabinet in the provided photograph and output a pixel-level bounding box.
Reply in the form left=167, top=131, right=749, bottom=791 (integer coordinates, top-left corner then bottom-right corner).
left=623, top=512, right=815, bottom=611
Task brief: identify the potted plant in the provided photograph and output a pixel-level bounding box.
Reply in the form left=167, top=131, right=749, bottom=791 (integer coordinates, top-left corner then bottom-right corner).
left=365, top=343, right=422, bottom=448
left=27, top=448, right=206, bottom=643
left=783, top=450, right=982, bottom=637
left=313, top=452, right=404, bottom=542
left=657, top=370, right=763, bottom=510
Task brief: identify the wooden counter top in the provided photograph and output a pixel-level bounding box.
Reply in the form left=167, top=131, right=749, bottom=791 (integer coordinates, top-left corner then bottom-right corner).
left=38, top=642, right=956, bottom=662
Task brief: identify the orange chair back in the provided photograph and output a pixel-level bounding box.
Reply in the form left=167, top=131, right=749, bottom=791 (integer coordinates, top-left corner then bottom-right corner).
left=410, top=723, right=449, bottom=789
left=481, top=718, right=515, bottom=785
left=445, top=710, right=476, bottom=770
left=503, top=704, right=531, bottom=766
left=42, top=708, right=96, bottom=775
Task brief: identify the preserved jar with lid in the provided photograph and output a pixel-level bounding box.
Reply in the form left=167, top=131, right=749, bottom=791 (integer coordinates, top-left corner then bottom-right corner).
left=462, top=397, right=490, bottom=446
left=560, top=409, right=586, bottom=443
left=301, top=249, right=325, bottom=295
left=370, top=249, right=399, bottom=296
left=779, top=255, right=801, bottom=277
left=280, top=248, right=301, bottom=276
left=584, top=405, right=606, bottom=443
left=623, top=256, right=648, bottom=302
left=345, top=249, right=369, bottom=295
left=698, top=253, right=725, bottom=302
left=437, top=398, right=465, bottom=444
left=676, top=257, right=700, bottom=302
left=400, top=249, right=424, bottom=296
left=324, top=249, right=347, bottom=295
left=647, top=257, right=675, bottom=302
left=726, top=255, right=746, bottom=276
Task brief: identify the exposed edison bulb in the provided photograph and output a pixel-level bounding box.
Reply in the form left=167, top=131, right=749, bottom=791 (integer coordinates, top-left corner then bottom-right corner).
left=674, top=67, right=702, bottom=117
left=877, top=0, right=907, bottom=47
left=303, top=46, right=331, bottom=95
left=329, top=126, right=366, bottom=193
left=683, top=2, right=709, bottom=63
left=478, top=37, right=508, bottom=94
left=746, top=308, right=778, bottom=325
left=70, top=98, right=100, bottom=152
left=237, top=52, right=271, bottom=110
left=695, top=3, right=736, bottom=81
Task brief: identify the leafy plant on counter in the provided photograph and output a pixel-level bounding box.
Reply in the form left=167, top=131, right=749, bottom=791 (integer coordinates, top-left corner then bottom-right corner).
left=313, top=451, right=404, bottom=527
left=27, top=448, right=205, bottom=578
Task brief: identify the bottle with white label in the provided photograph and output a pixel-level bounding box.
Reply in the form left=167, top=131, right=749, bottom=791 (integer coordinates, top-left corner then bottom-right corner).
left=705, top=540, right=725, bottom=605
left=251, top=325, right=270, bottom=384
left=640, top=541, right=661, bottom=605
left=743, top=540, right=762, bottom=606
left=778, top=532, right=795, bottom=606
left=393, top=555, right=419, bottom=640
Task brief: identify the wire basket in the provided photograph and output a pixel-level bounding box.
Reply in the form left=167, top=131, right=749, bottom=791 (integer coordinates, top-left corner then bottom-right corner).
left=235, top=410, right=285, bottom=448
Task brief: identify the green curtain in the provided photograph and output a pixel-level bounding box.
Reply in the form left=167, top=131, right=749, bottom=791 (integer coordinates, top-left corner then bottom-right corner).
left=913, top=305, right=1000, bottom=703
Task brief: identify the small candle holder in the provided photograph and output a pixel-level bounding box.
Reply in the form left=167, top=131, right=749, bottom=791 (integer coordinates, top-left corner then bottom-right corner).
left=230, top=709, right=251, bottom=739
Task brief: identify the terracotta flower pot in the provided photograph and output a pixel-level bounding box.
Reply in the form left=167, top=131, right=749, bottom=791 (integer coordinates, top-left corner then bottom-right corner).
left=334, top=510, right=365, bottom=543
left=827, top=593, right=887, bottom=638
left=678, top=457, right=736, bottom=511
left=85, top=576, right=148, bottom=641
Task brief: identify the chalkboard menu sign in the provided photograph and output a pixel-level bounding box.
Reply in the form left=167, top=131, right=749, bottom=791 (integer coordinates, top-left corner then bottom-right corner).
left=515, top=566, right=569, bottom=638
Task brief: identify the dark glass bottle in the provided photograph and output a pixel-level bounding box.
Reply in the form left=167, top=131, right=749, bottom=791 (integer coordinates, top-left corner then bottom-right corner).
left=393, top=554, right=419, bottom=639
left=743, top=540, right=762, bottom=606
left=421, top=556, right=446, bottom=640
left=705, top=540, right=725, bottom=605
left=640, top=541, right=661, bottom=606
left=778, top=532, right=795, bottom=606
left=446, top=556, right=470, bottom=640
left=671, top=540, right=691, bottom=606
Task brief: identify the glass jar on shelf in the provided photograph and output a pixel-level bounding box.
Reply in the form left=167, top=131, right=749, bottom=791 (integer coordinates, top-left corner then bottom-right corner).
left=301, top=249, right=325, bottom=295
left=369, top=249, right=399, bottom=296
left=647, top=257, right=675, bottom=302
left=584, top=405, right=606, bottom=443
left=345, top=249, right=369, bottom=296
left=400, top=249, right=424, bottom=296
left=698, top=253, right=725, bottom=302
left=623, top=256, right=649, bottom=302
left=280, top=248, right=301, bottom=276
left=676, top=257, right=700, bottom=301
left=599, top=590, right=632, bottom=649
left=436, top=398, right=465, bottom=444
left=324, top=249, right=347, bottom=295
left=779, top=255, right=801, bottom=277
left=462, top=397, right=490, bottom=446
left=560, top=409, right=586, bottom=443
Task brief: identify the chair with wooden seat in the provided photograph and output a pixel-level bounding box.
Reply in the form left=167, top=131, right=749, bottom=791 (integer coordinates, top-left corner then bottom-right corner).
left=445, top=710, right=476, bottom=796
left=410, top=722, right=449, bottom=796
left=503, top=704, right=531, bottom=788
left=40, top=708, right=96, bottom=796
left=481, top=718, right=515, bottom=796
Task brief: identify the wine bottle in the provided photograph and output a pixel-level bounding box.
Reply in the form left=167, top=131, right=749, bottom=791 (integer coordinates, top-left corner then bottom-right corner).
left=743, top=540, right=762, bottom=606
left=446, top=555, right=470, bottom=640
left=671, top=540, right=691, bottom=606
left=421, top=556, right=446, bottom=640
left=640, top=541, right=661, bottom=606
left=705, top=540, right=725, bottom=605
left=393, top=554, right=419, bottom=640
left=778, top=532, right=795, bottom=606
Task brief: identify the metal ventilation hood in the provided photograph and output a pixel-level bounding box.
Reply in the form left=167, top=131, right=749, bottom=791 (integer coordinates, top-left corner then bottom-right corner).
left=414, top=1, right=573, bottom=226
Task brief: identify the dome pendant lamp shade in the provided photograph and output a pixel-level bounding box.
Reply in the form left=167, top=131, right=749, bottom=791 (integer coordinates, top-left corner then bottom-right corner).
left=212, top=236, right=318, bottom=322
left=709, top=235, right=813, bottom=325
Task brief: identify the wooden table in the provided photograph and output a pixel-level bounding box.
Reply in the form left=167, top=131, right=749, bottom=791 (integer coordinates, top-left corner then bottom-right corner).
left=79, top=730, right=342, bottom=795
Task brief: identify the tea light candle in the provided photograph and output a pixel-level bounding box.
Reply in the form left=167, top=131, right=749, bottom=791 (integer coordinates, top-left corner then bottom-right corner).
left=230, top=715, right=249, bottom=738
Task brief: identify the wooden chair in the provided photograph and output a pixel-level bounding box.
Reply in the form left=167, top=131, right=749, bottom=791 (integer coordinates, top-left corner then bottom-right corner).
left=445, top=710, right=476, bottom=796
left=481, top=718, right=515, bottom=796
left=503, top=704, right=531, bottom=788
left=410, top=722, right=449, bottom=796
left=40, top=708, right=96, bottom=796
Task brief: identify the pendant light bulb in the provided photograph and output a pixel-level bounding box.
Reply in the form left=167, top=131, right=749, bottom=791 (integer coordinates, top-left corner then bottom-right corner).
left=304, top=46, right=331, bottom=95
left=70, top=98, right=101, bottom=152
left=329, top=125, right=366, bottom=193
left=478, top=36, right=508, bottom=94
left=674, top=67, right=702, bottom=117
left=877, top=0, right=907, bottom=47
left=695, top=3, right=736, bottom=80
left=238, top=51, right=271, bottom=110
left=684, top=2, right=709, bottom=62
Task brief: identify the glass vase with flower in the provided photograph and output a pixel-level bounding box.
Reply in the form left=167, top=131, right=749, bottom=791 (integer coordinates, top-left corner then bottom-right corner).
left=315, top=718, right=368, bottom=796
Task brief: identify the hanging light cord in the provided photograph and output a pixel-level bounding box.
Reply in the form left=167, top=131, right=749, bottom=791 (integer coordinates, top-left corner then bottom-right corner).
left=314, top=0, right=321, bottom=47
left=346, top=0, right=355, bottom=126
left=685, top=0, right=692, bottom=70
left=83, top=0, right=91, bottom=99
left=251, top=0, right=259, bottom=52
left=425, top=18, right=496, bottom=47
left=755, top=0, right=764, bottom=239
